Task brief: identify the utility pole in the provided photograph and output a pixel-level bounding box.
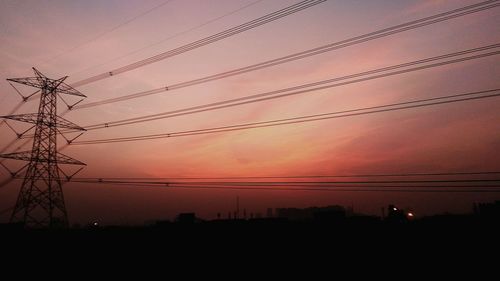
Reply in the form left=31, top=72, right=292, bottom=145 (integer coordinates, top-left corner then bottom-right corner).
left=0, top=68, right=86, bottom=228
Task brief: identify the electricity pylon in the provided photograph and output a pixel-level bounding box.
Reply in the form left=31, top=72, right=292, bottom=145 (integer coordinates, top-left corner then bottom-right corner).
left=0, top=68, right=86, bottom=228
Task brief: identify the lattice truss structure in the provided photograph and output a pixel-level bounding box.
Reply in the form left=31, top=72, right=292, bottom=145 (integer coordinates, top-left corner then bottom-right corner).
left=0, top=68, right=86, bottom=228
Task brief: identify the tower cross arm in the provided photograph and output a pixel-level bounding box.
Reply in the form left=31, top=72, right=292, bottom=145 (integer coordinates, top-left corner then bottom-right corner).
left=6, top=77, right=45, bottom=89
left=7, top=68, right=85, bottom=98
left=0, top=113, right=86, bottom=131
left=56, top=82, right=86, bottom=97
left=0, top=151, right=86, bottom=165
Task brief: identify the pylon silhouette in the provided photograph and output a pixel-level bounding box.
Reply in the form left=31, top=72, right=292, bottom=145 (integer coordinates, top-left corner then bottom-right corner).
left=0, top=68, right=86, bottom=228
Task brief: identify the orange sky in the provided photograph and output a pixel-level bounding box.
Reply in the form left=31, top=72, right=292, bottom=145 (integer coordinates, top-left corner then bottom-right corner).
left=0, top=0, right=499, bottom=225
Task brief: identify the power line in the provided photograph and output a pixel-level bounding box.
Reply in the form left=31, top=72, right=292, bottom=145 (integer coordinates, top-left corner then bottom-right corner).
left=8, top=0, right=497, bottom=110
left=3, top=0, right=497, bottom=127
left=78, top=44, right=500, bottom=130
left=70, top=0, right=266, bottom=77
left=4, top=0, right=497, bottom=123
left=80, top=182, right=500, bottom=189
left=68, top=180, right=500, bottom=193
left=70, top=171, right=500, bottom=180
left=25, top=179, right=500, bottom=185
left=10, top=171, right=500, bottom=183
left=71, top=179, right=500, bottom=184
left=9, top=175, right=500, bottom=192
left=70, top=88, right=500, bottom=144
left=71, top=0, right=500, bottom=109
left=71, top=43, right=499, bottom=132
left=42, top=0, right=174, bottom=64
left=69, top=0, right=327, bottom=87
left=149, top=186, right=500, bottom=193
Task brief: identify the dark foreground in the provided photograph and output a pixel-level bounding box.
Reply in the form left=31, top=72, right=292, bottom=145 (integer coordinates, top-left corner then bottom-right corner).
left=1, top=216, right=499, bottom=268
left=2, top=214, right=499, bottom=242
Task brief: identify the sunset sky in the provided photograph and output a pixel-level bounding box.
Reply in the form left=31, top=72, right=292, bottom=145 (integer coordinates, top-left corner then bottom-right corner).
left=0, top=0, right=499, bottom=225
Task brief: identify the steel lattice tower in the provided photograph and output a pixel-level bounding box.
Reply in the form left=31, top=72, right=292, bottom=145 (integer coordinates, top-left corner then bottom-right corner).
left=0, top=68, right=86, bottom=228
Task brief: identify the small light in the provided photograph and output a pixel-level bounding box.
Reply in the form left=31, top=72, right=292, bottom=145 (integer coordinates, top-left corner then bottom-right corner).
left=93, top=222, right=99, bottom=226
left=393, top=207, right=398, bottom=211
left=407, top=212, right=414, bottom=217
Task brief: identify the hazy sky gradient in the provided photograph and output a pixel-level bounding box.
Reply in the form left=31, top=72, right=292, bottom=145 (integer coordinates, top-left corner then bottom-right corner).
left=0, top=0, right=499, bottom=224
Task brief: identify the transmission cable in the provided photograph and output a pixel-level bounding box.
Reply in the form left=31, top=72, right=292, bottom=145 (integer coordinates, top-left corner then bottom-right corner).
left=73, top=44, right=500, bottom=131
left=69, top=0, right=327, bottom=87
left=70, top=0, right=266, bottom=77
left=70, top=88, right=500, bottom=144
left=71, top=0, right=500, bottom=109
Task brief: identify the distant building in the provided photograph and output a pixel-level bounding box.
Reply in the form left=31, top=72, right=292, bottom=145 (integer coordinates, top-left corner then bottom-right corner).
left=386, top=204, right=414, bottom=223
left=474, top=201, right=500, bottom=218
left=276, top=207, right=311, bottom=220
left=266, top=208, right=273, bottom=218
left=313, top=206, right=346, bottom=222
left=176, top=213, right=197, bottom=224
left=276, top=205, right=346, bottom=221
